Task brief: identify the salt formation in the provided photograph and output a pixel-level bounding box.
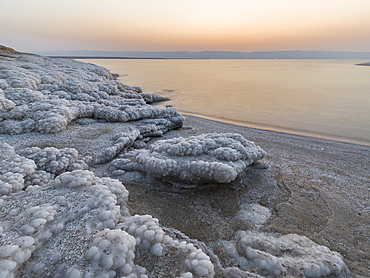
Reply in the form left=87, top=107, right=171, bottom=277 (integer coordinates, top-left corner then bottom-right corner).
left=92, top=128, right=141, bottom=165
left=19, top=146, right=88, bottom=175
left=0, top=168, right=220, bottom=277
left=86, top=229, right=139, bottom=277
left=119, top=215, right=216, bottom=277
left=0, top=143, right=36, bottom=195
left=0, top=143, right=87, bottom=195
left=109, top=133, right=266, bottom=184
left=223, top=231, right=349, bottom=278
left=0, top=49, right=183, bottom=135
left=0, top=142, right=219, bottom=277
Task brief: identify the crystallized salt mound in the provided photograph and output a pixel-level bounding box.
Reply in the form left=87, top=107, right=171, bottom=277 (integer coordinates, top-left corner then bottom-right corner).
left=118, top=214, right=216, bottom=277
left=86, top=229, right=139, bottom=277
left=0, top=143, right=88, bottom=196
left=0, top=49, right=184, bottom=134
left=18, top=146, right=88, bottom=175
left=0, top=143, right=37, bottom=195
left=0, top=169, right=220, bottom=278
left=0, top=170, right=131, bottom=277
left=110, top=133, right=266, bottom=184
left=224, top=230, right=349, bottom=278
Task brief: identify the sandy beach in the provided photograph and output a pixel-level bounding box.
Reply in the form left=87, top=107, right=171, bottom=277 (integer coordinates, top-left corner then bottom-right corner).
left=1, top=48, right=369, bottom=277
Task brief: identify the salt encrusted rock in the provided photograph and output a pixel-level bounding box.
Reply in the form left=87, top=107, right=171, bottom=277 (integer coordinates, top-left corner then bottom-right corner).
left=92, top=128, right=141, bottom=165
left=110, top=133, right=266, bottom=184
left=91, top=116, right=185, bottom=165
left=0, top=169, right=221, bottom=277
left=23, top=170, right=53, bottom=188
left=224, top=231, right=349, bottom=278
left=0, top=170, right=132, bottom=277
left=0, top=143, right=88, bottom=196
left=0, top=95, right=15, bottom=113
left=135, top=116, right=185, bottom=138
left=86, top=229, right=139, bottom=277
left=0, top=50, right=183, bottom=135
left=19, top=146, right=88, bottom=175
left=118, top=215, right=216, bottom=277
left=139, top=93, right=169, bottom=103
left=0, top=143, right=37, bottom=195
left=0, top=141, right=222, bottom=277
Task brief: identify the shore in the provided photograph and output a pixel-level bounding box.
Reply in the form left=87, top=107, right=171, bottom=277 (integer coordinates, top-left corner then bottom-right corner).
left=2, top=114, right=369, bottom=276
left=129, top=115, right=370, bottom=277
left=1, top=48, right=369, bottom=277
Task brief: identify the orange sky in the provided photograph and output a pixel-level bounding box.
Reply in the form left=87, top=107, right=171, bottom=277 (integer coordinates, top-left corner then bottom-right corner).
left=1, top=0, right=370, bottom=52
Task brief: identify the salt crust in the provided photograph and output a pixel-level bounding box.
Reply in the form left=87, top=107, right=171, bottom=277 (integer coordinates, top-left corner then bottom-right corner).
left=0, top=142, right=262, bottom=277
left=0, top=168, right=221, bottom=278
left=223, top=231, right=349, bottom=278
left=0, top=137, right=216, bottom=277
left=109, top=133, right=266, bottom=184
left=0, top=143, right=87, bottom=195
left=0, top=52, right=184, bottom=135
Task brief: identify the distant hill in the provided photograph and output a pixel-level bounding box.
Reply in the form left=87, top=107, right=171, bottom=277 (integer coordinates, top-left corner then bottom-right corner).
left=34, top=50, right=370, bottom=59
left=0, top=45, right=17, bottom=52
left=356, top=61, right=370, bottom=66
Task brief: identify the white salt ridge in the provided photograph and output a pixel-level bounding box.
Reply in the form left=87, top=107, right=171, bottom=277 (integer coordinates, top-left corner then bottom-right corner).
left=93, top=128, right=141, bottom=165
left=0, top=52, right=184, bottom=135
left=19, top=146, right=88, bottom=175
left=223, top=231, right=349, bottom=278
left=110, top=133, right=266, bottom=184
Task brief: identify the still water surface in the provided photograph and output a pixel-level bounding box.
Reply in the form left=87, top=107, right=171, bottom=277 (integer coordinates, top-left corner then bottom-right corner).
left=79, top=59, right=370, bottom=145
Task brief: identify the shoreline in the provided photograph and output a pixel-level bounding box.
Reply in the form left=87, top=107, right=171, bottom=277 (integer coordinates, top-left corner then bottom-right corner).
left=1, top=48, right=369, bottom=277
left=176, top=111, right=370, bottom=147
left=84, top=57, right=370, bottom=148
left=1, top=113, right=369, bottom=276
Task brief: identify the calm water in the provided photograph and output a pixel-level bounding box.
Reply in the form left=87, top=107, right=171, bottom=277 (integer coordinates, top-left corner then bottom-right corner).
left=79, top=59, right=370, bottom=145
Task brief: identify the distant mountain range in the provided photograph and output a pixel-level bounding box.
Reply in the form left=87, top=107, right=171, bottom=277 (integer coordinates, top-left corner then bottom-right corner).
left=34, top=50, right=370, bottom=59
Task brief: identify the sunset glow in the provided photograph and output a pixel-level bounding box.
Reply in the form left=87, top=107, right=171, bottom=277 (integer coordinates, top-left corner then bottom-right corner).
left=1, top=0, right=370, bottom=52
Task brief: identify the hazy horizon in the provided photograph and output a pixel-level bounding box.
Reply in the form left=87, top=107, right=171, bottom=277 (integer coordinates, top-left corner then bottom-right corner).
left=1, top=0, right=370, bottom=53
left=32, top=49, right=370, bottom=60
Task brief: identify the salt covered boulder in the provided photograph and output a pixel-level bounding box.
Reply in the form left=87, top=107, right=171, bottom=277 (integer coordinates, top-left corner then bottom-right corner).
left=109, top=133, right=266, bottom=184
left=224, top=231, right=349, bottom=278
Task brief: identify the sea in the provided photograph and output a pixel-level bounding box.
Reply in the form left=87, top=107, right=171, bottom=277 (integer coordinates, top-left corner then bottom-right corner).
left=78, top=59, right=370, bottom=146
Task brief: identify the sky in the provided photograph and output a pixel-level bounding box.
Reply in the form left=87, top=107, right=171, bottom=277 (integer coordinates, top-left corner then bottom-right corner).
left=1, top=0, right=370, bottom=53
